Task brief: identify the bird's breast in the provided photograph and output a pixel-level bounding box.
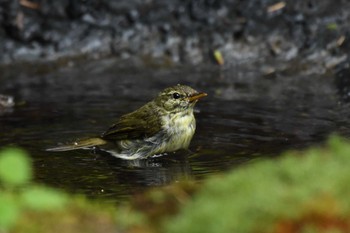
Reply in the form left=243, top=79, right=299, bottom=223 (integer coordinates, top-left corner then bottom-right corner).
left=160, top=110, right=196, bottom=151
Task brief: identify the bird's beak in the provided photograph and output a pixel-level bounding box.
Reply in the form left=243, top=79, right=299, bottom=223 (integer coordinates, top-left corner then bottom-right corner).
left=188, top=92, right=208, bottom=103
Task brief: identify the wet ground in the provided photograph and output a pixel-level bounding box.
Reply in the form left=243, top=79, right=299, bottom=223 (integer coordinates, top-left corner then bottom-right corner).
left=1, top=0, right=349, bottom=68
left=0, top=58, right=349, bottom=202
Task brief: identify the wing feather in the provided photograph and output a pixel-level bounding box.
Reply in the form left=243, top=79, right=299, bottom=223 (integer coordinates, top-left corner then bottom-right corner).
left=101, top=102, right=162, bottom=141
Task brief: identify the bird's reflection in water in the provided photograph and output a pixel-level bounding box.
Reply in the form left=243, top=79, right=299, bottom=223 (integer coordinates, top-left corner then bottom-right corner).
left=95, top=149, right=193, bottom=187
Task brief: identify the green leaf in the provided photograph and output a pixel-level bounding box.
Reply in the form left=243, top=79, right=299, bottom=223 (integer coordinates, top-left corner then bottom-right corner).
left=0, top=148, right=32, bottom=186
left=0, top=194, right=20, bottom=229
left=21, top=186, right=68, bottom=211
left=327, top=23, right=338, bottom=30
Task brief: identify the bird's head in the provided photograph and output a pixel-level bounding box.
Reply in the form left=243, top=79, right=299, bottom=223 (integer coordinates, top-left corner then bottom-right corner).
left=154, top=84, right=207, bottom=113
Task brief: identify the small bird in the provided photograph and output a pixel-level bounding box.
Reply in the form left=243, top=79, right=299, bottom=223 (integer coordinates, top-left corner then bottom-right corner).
left=47, top=84, right=207, bottom=160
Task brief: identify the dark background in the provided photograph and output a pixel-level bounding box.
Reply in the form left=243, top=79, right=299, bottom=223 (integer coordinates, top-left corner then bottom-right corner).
left=0, top=0, right=349, bottom=69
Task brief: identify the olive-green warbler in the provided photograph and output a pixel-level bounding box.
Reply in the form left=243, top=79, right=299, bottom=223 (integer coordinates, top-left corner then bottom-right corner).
left=47, top=84, right=207, bottom=160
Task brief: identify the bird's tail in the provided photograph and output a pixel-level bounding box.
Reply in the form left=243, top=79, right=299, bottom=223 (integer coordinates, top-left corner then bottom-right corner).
left=46, top=137, right=107, bottom=152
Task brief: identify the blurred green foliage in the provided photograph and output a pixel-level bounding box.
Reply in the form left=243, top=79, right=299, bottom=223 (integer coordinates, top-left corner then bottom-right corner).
left=0, top=148, right=32, bottom=186
left=165, top=135, right=350, bottom=233
left=3, top=136, right=350, bottom=233
left=0, top=148, right=67, bottom=231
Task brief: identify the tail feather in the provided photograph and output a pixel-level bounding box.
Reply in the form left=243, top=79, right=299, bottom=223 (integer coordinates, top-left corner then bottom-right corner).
left=46, top=138, right=107, bottom=152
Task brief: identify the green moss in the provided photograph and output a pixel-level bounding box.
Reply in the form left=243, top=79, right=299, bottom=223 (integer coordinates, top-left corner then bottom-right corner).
left=0, top=147, right=117, bottom=233
left=0, top=194, right=20, bottom=229
left=165, top=135, right=350, bottom=233
left=12, top=196, right=117, bottom=233
left=0, top=148, right=32, bottom=186
left=20, top=186, right=68, bottom=211
left=4, top=136, right=350, bottom=233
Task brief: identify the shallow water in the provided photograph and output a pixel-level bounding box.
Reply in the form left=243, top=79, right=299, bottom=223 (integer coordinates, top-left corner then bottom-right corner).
left=0, top=58, right=348, bottom=202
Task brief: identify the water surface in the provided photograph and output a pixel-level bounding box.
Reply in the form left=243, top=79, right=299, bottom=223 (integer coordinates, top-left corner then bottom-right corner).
left=0, top=58, right=347, bottom=202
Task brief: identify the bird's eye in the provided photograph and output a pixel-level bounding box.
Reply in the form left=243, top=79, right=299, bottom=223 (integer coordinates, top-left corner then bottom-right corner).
left=172, top=92, right=181, bottom=99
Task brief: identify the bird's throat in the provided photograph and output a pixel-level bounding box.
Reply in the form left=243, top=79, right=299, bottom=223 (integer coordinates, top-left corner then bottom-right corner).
left=160, top=109, right=196, bottom=151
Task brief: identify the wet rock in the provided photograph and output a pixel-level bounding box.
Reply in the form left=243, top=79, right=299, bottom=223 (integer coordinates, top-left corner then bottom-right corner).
left=0, top=94, right=14, bottom=108
left=335, top=60, right=350, bottom=103
left=0, top=0, right=349, bottom=69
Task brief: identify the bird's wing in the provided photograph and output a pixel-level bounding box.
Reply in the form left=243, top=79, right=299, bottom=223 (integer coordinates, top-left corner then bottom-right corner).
left=101, top=103, right=162, bottom=141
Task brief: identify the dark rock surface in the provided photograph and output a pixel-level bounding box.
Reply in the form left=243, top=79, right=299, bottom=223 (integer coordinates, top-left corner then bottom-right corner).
left=0, top=0, right=349, bottom=68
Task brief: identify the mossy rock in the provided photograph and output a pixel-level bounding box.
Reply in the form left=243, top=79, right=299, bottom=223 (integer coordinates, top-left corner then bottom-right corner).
left=12, top=197, right=117, bottom=233
left=0, top=148, right=118, bottom=233
left=165, top=136, right=350, bottom=233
